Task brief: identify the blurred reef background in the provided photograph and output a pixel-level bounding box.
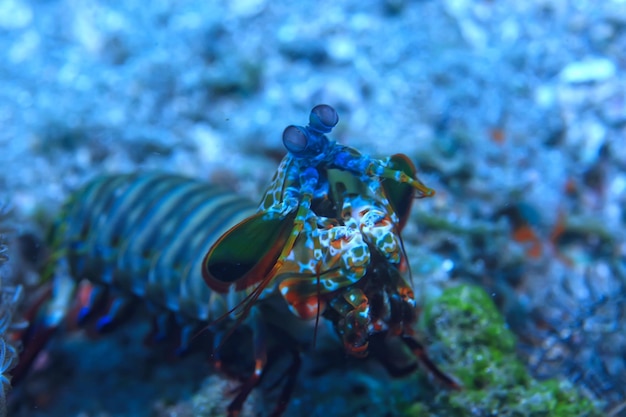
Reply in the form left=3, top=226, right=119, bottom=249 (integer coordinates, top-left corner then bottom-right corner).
left=1, top=0, right=625, bottom=416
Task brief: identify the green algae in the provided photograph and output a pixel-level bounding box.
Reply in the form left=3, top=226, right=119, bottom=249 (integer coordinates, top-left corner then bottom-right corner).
left=403, top=284, right=602, bottom=417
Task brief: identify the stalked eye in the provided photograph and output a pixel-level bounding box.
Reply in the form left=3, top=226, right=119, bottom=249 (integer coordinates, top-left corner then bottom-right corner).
left=282, top=125, right=309, bottom=154
left=309, top=104, right=339, bottom=134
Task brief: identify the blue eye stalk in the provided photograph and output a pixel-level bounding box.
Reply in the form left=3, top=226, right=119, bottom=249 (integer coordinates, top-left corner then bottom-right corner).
left=309, top=104, right=339, bottom=134
left=282, top=104, right=339, bottom=159
left=279, top=104, right=434, bottom=201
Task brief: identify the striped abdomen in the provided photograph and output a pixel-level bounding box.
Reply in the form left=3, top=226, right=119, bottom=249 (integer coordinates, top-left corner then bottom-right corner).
left=49, top=173, right=257, bottom=321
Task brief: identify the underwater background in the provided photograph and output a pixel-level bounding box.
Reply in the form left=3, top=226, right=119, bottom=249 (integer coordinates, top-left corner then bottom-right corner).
left=1, top=0, right=625, bottom=416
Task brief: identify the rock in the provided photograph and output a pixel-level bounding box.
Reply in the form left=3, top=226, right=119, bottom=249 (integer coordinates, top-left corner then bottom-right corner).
left=559, top=58, right=616, bottom=84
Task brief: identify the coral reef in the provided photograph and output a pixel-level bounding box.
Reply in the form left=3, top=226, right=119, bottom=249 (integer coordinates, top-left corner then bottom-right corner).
left=0, top=206, right=22, bottom=417
left=0, top=286, right=21, bottom=417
